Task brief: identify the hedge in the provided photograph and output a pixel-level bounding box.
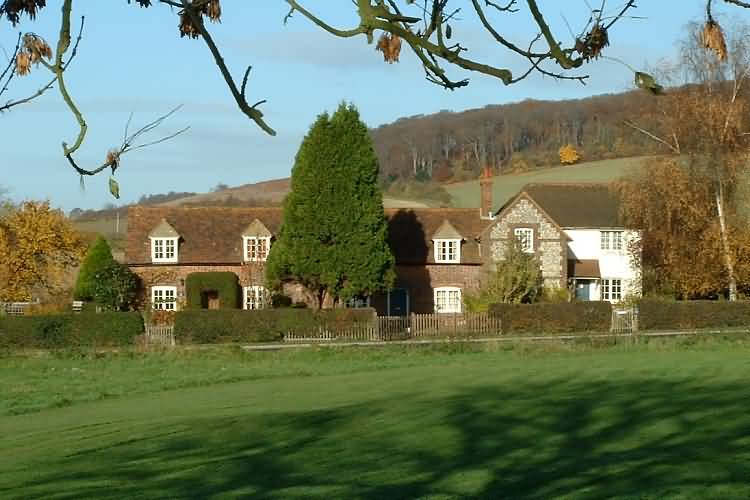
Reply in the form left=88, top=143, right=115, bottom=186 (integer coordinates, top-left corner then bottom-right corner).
left=185, top=272, right=241, bottom=310
left=173, top=308, right=375, bottom=344
left=638, top=299, right=750, bottom=331
left=489, top=302, right=612, bottom=335
left=0, top=312, right=144, bottom=349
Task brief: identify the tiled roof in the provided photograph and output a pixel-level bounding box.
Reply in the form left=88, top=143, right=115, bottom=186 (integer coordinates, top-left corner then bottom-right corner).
left=431, top=219, right=464, bottom=240
left=127, top=207, right=283, bottom=264
left=521, top=183, right=622, bottom=228
left=567, top=259, right=601, bottom=278
left=242, top=219, right=272, bottom=237
left=127, top=206, right=488, bottom=265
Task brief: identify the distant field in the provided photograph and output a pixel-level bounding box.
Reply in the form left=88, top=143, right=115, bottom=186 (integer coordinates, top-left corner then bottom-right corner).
left=3, top=341, right=750, bottom=499
left=447, top=156, right=650, bottom=210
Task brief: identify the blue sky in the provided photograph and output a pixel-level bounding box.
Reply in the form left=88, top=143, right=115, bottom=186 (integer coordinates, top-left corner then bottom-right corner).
left=1, top=0, right=746, bottom=210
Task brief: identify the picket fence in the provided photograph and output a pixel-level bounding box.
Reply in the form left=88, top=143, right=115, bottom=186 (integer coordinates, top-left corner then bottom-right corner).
left=144, top=325, right=175, bottom=346
left=283, top=312, right=503, bottom=343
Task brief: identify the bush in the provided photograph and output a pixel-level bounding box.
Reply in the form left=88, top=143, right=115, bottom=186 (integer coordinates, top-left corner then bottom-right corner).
left=0, top=312, right=144, bottom=349
left=173, top=308, right=375, bottom=344
left=184, top=272, right=241, bottom=310
left=490, top=302, right=612, bottom=335
left=638, top=299, right=750, bottom=331
left=74, top=237, right=116, bottom=301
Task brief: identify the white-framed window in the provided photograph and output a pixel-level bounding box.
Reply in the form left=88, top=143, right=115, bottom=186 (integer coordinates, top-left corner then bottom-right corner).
left=346, top=295, right=371, bottom=309
left=601, top=278, right=623, bottom=302
left=600, top=230, right=624, bottom=252
left=434, top=286, right=462, bottom=313
left=514, top=228, right=534, bottom=253
left=150, top=237, right=178, bottom=263
left=244, top=285, right=268, bottom=310
left=152, top=286, right=177, bottom=311
left=243, top=237, right=271, bottom=262
left=434, top=239, right=461, bottom=263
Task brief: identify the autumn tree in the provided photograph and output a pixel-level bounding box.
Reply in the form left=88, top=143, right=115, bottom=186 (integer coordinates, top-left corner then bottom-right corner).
left=624, top=20, right=750, bottom=300
left=558, top=144, right=581, bottom=165
left=0, top=0, right=697, bottom=195
left=0, top=201, right=85, bottom=301
left=266, top=103, right=395, bottom=308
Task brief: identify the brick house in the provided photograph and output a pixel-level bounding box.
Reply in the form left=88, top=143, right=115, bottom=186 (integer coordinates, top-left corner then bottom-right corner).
left=126, top=180, right=640, bottom=314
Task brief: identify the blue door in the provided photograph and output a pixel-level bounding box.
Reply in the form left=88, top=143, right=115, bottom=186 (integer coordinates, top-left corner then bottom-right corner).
left=388, top=289, right=409, bottom=316
left=575, top=280, right=592, bottom=301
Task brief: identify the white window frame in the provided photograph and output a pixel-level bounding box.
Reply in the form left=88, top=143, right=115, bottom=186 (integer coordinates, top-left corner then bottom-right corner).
left=600, top=230, right=624, bottom=252
left=514, top=227, right=534, bottom=253
left=152, top=286, right=178, bottom=311
left=434, top=239, right=461, bottom=263
left=243, top=236, right=271, bottom=262
left=150, top=237, right=179, bottom=263
left=243, top=285, right=268, bottom=310
left=601, top=278, right=623, bottom=302
left=434, top=286, right=462, bottom=313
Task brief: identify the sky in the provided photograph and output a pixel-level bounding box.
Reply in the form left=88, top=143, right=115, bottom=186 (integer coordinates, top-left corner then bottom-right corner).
left=1, top=0, right=748, bottom=211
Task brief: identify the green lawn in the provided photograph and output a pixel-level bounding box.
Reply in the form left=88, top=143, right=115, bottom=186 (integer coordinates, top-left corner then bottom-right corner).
left=2, top=341, right=750, bottom=499
left=447, top=156, right=649, bottom=210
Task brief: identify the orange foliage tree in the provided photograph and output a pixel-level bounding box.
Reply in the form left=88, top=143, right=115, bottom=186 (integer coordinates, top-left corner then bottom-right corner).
left=558, top=144, right=581, bottom=165
left=0, top=201, right=85, bottom=302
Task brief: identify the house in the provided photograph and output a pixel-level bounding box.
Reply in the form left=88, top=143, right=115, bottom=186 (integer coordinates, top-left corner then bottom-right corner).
left=125, top=178, right=640, bottom=314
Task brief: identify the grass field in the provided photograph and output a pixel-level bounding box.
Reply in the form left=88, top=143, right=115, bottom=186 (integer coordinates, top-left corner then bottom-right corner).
left=447, top=156, right=649, bottom=210
left=3, top=340, right=750, bottom=499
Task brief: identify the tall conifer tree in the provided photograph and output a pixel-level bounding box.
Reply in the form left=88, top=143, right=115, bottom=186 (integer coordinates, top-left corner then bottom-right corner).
left=267, top=103, right=394, bottom=308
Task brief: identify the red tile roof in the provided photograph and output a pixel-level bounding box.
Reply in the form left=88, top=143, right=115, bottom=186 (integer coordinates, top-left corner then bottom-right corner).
left=127, top=206, right=488, bottom=265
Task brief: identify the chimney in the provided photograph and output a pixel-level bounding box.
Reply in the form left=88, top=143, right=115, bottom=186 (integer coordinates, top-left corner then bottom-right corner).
left=480, top=166, right=493, bottom=219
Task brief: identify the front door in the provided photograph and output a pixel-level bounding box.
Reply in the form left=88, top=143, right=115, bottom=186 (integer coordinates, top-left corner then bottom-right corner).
left=575, top=280, right=592, bottom=301
left=202, top=290, right=220, bottom=309
left=388, top=288, right=409, bottom=316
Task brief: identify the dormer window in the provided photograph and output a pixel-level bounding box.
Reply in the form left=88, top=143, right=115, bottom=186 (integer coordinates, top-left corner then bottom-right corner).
left=244, top=236, right=270, bottom=262
left=241, top=218, right=273, bottom=263
left=432, top=219, right=463, bottom=264
left=148, top=218, right=180, bottom=264
left=435, top=239, right=461, bottom=263
left=151, top=237, right=179, bottom=263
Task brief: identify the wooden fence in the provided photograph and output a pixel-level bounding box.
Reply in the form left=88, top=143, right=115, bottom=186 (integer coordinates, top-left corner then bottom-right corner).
left=283, top=312, right=502, bottom=343
left=145, top=325, right=175, bottom=346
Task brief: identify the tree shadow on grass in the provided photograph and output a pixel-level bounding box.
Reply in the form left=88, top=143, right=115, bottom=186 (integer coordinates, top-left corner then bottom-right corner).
left=9, top=378, right=750, bottom=499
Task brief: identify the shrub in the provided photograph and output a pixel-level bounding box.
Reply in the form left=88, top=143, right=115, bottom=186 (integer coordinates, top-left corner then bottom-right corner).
left=92, top=263, right=138, bottom=311
left=0, top=312, right=143, bottom=349
left=638, top=299, right=750, bottom=331
left=74, top=237, right=116, bottom=301
left=490, top=302, right=612, bottom=334
left=173, top=308, right=375, bottom=344
left=184, top=272, right=241, bottom=310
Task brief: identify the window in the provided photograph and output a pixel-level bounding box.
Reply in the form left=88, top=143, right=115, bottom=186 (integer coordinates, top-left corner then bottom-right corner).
left=434, top=287, right=462, bottom=313
left=345, top=295, right=371, bottom=309
left=434, top=239, right=460, bottom=263
left=150, top=237, right=178, bottom=263
left=152, top=286, right=177, bottom=311
left=600, top=230, right=624, bottom=252
left=244, top=286, right=268, bottom=310
left=244, top=237, right=271, bottom=262
left=514, top=228, right=534, bottom=253
left=601, top=279, right=623, bottom=302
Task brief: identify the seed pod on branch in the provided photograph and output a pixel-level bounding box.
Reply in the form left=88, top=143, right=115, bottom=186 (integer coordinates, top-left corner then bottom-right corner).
left=178, top=10, right=200, bottom=39
left=15, top=51, right=31, bottom=76
left=376, top=33, right=402, bottom=63
left=574, top=24, right=609, bottom=62
left=0, top=0, right=47, bottom=26
left=702, top=20, right=727, bottom=61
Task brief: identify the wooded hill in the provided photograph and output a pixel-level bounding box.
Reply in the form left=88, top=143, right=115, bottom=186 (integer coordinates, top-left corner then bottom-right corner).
left=369, top=89, right=663, bottom=184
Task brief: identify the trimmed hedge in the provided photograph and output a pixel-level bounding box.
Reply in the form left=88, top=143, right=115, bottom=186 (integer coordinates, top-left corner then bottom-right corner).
left=174, top=308, right=375, bottom=344
left=639, top=299, right=750, bottom=331
left=0, top=312, right=144, bottom=349
left=490, top=302, right=612, bottom=334
left=185, top=272, right=241, bottom=310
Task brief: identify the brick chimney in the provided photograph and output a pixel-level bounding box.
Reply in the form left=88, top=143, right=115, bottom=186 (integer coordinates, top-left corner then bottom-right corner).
left=480, top=166, right=493, bottom=219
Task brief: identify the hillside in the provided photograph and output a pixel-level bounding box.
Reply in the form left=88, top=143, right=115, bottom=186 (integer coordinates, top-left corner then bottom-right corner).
left=370, top=90, right=662, bottom=186
left=446, top=156, right=648, bottom=211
